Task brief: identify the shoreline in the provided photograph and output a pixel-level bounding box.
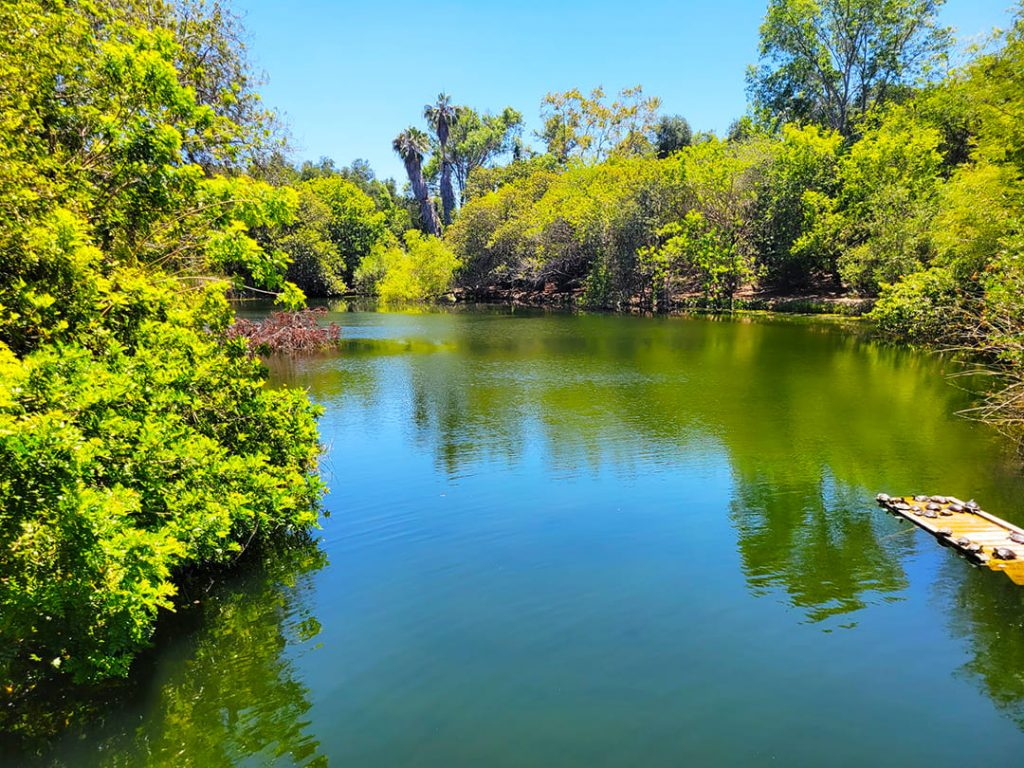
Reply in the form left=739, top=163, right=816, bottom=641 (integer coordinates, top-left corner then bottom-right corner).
left=448, top=286, right=875, bottom=317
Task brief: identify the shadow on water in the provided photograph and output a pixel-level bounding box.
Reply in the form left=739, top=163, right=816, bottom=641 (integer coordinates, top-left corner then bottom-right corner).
left=729, top=472, right=910, bottom=623
left=937, top=558, right=1024, bottom=727
left=6, top=538, right=328, bottom=767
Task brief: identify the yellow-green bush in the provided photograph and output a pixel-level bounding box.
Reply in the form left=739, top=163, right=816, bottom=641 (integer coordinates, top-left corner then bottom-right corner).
left=0, top=279, right=323, bottom=696
left=355, top=231, right=460, bottom=302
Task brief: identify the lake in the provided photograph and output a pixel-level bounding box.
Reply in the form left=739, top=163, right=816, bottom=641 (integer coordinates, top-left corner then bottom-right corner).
left=31, top=306, right=1024, bottom=766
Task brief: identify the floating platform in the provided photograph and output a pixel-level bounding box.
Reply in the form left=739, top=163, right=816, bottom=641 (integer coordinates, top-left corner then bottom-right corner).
left=877, top=494, right=1024, bottom=585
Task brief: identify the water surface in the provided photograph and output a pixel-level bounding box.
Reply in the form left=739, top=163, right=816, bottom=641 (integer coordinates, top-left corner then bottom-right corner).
left=31, top=307, right=1024, bottom=766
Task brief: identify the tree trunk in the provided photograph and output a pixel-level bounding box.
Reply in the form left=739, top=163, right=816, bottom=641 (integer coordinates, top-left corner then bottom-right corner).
left=440, top=161, right=456, bottom=225
left=405, top=157, right=440, bottom=237
left=437, top=119, right=455, bottom=225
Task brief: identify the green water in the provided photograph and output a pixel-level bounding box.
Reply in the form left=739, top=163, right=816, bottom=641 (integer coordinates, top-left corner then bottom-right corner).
left=22, top=307, right=1024, bottom=766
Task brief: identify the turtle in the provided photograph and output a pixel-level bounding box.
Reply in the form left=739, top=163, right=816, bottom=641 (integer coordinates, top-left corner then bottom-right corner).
left=939, top=508, right=954, bottom=516
left=947, top=504, right=964, bottom=513
left=876, top=493, right=891, bottom=503
left=956, top=537, right=972, bottom=548
left=1009, top=532, right=1024, bottom=545
left=914, top=495, right=929, bottom=502
left=937, top=528, right=954, bottom=537
left=965, top=542, right=983, bottom=554
left=966, top=500, right=980, bottom=511
left=894, top=502, right=912, bottom=511
left=930, top=495, right=948, bottom=504
left=926, top=502, right=942, bottom=512
left=924, top=509, right=939, bottom=519
left=992, top=547, right=1017, bottom=561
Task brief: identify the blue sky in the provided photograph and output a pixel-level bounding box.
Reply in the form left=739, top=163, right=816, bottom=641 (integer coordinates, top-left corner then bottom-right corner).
left=234, top=0, right=1017, bottom=182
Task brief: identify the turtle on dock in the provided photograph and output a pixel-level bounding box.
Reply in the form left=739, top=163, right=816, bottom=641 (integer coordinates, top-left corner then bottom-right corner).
left=875, top=492, right=1024, bottom=584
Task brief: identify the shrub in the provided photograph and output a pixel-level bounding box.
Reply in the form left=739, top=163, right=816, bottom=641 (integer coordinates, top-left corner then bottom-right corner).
left=0, top=281, right=324, bottom=700
left=639, top=211, right=754, bottom=305
left=869, top=266, right=959, bottom=342
left=229, top=308, right=342, bottom=354
left=356, top=231, right=460, bottom=302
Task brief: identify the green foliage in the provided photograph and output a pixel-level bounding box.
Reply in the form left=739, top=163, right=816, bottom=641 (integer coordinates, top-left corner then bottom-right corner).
left=0, top=281, right=323, bottom=691
left=750, top=124, right=843, bottom=287
left=932, top=161, right=1023, bottom=282
left=654, top=115, right=693, bottom=158
left=463, top=155, right=562, bottom=202
left=449, top=156, right=682, bottom=307
left=798, top=109, right=944, bottom=292
left=640, top=211, right=753, bottom=305
left=0, top=0, right=324, bottom=708
left=356, top=231, right=460, bottom=302
left=749, top=0, right=950, bottom=136
left=450, top=138, right=769, bottom=307
left=869, top=266, right=959, bottom=341
left=539, top=86, right=662, bottom=163
left=265, top=177, right=387, bottom=296
left=273, top=185, right=348, bottom=296
left=426, top=105, right=524, bottom=204
left=297, top=178, right=385, bottom=280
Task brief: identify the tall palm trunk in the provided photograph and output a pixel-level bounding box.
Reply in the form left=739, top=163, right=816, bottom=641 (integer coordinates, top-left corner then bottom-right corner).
left=404, top=156, right=440, bottom=236
left=440, top=162, right=455, bottom=226
left=437, top=120, right=455, bottom=225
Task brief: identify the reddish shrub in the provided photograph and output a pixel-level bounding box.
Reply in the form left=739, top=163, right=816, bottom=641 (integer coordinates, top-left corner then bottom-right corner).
left=229, top=308, right=341, bottom=354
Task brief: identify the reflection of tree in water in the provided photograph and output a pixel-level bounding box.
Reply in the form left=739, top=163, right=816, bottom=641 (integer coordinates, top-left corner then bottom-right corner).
left=936, top=560, right=1024, bottom=727
left=729, top=472, right=909, bottom=622
left=38, top=538, right=328, bottom=768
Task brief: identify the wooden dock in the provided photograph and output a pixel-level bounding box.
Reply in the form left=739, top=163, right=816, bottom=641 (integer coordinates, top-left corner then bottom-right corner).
left=877, top=494, right=1024, bottom=584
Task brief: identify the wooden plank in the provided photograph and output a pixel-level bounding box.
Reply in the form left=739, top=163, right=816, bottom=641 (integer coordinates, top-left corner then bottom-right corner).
left=877, top=494, right=1023, bottom=583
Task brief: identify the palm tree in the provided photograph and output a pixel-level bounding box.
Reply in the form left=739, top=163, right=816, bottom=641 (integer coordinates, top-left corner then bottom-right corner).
left=393, top=127, right=440, bottom=237
left=424, top=93, right=459, bottom=226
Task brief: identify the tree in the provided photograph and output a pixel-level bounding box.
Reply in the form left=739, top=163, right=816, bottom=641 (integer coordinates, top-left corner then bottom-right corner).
left=539, top=85, right=662, bottom=163
left=441, top=106, right=523, bottom=204
left=749, top=123, right=843, bottom=288
left=424, top=93, right=459, bottom=226
left=269, top=177, right=388, bottom=295
left=748, top=0, right=950, bottom=136
left=393, top=128, right=441, bottom=236
left=117, top=0, right=283, bottom=170
left=0, top=0, right=323, bottom=713
left=654, top=115, right=692, bottom=157
left=639, top=211, right=753, bottom=305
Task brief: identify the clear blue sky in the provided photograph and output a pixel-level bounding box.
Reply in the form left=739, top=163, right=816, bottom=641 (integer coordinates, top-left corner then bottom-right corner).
left=234, top=0, right=1017, bottom=182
